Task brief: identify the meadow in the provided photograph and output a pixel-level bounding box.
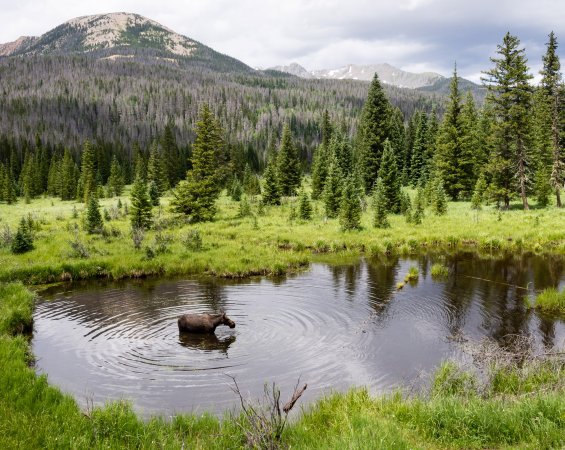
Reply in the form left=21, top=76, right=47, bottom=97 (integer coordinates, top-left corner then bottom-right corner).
left=1, top=188, right=565, bottom=448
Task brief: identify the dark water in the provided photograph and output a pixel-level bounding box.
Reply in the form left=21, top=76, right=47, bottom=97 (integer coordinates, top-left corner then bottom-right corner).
left=33, top=253, right=565, bottom=417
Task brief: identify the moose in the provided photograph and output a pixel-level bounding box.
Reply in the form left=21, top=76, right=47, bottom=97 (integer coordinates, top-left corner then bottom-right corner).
left=177, top=312, right=236, bottom=334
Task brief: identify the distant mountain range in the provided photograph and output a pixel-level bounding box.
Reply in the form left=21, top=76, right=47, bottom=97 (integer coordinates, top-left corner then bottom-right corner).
left=268, top=62, right=482, bottom=92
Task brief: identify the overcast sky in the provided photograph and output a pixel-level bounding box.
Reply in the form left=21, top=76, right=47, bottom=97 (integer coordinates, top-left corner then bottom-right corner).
left=1, top=0, right=564, bottom=82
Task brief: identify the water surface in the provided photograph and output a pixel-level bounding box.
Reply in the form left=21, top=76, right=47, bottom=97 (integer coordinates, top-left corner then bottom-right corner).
left=33, top=253, right=565, bottom=416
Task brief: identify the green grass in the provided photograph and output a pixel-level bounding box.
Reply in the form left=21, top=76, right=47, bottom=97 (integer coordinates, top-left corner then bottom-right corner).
left=533, top=287, right=565, bottom=314
left=430, top=263, right=449, bottom=279
left=404, top=265, right=419, bottom=282
left=1, top=187, right=565, bottom=285
left=2, top=282, right=563, bottom=448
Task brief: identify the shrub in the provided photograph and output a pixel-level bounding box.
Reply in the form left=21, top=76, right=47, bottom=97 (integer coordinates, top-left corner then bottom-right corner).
left=182, top=229, right=203, bottom=251
left=11, top=218, right=34, bottom=254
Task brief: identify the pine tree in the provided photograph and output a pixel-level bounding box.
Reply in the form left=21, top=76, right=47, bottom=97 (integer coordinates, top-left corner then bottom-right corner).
left=435, top=66, right=474, bottom=199
left=534, top=166, right=552, bottom=207
left=410, top=113, right=429, bottom=186
left=262, top=156, right=281, bottom=205
left=229, top=177, right=243, bottom=201
left=130, top=175, right=153, bottom=229
left=378, top=139, right=402, bottom=213
left=107, top=155, right=125, bottom=197
left=147, top=142, right=169, bottom=195
left=460, top=92, right=480, bottom=188
left=86, top=195, right=103, bottom=234
left=471, top=173, right=487, bottom=210
left=430, top=178, right=448, bottom=215
left=171, top=105, right=224, bottom=221
left=339, top=176, right=362, bottom=231
left=356, top=74, right=393, bottom=193
left=412, top=186, right=425, bottom=224
left=331, top=131, right=354, bottom=176
left=389, top=107, right=407, bottom=175
left=77, top=140, right=97, bottom=203
left=11, top=217, right=33, bottom=254
left=161, top=122, right=183, bottom=186
left=297, top=188, right=313, bottom=221
left=60, top=148, right=78, bottom=201
left=242, top=163, right=261, bottom=195
left=482, top=33, right=534, bottom=210
left=149, top=181, right=160, bottom=206
left=322, top=155, right=343, bottom=218
left=277, top=123, right=301, bottom=196
left=540, top=32, right=563, bottom=207
left=372, top=177, right=390, bottom=228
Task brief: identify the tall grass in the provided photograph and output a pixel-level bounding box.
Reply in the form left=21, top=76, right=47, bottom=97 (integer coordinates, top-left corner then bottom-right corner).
left=534, top=287, right=565, bottom=314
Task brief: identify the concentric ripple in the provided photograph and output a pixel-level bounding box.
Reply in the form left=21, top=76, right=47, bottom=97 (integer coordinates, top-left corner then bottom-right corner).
left=33, top=255, right=565, bottom=416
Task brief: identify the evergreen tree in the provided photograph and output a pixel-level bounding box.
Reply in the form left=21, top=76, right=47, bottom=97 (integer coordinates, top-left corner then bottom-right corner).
left=242, top=163, right=261, bottom=195
left=460, top=92, right=480, bottom=187
left=311, top=109, right=334, bottom=200
left=471, top=173, right=487, bottom=210
left=372, top=177, right=390, bottom=228
left=534, top=166, right=552, bottom=207
left=540, top=32, right=563, bottom=207
left=430, top=178, right=448, bottom=215
left=147, top=142, right=168, bottom=195
left=330, top=131, right=354, bottom=176
left=378, top=139, right=402, bottom=213
left=262, top=156, right=281, bottom=205
left=11, top=217, right=33, bottom=254
left=482, top=33, right=534, bottom=210
left=322, top=156, right=343, bottom=218
left=389, top=107, right=407, bottom=175
left=277, top=123, right=301, bottom=196
left=412, top=186, right=425, bottom=224
left=149, top=181, right=160, bottom=206
left=435, top=66, right=474, bottom=199
left=410, top=113, right=429, bottom=186
left=161, top=121, right=183, bottom=186
left=107, top=155, right=125, bottom=197
left=356, top=74, right=393, bottom=193
left=402, top=111, right=420, bottom=184
left=297, top=188, right=313, bottom=221
left=60, top=148, right=78, bottom=201
left=171, top=105, right=224, bottom=221
left=86, top=194, right=103, bottom=234
left=77, top=140, right=97, bottom=203
left=130, top=175, right=153, bottom=229
left=339, top=176, right=362, bottom=231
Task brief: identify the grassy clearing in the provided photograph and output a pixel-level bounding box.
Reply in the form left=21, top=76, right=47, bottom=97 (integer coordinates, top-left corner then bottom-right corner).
left=1, top=282, right=564, bottom=449
left=1, top=187, right=564, bottom=285
left=532, top=287, right=565, bottom=314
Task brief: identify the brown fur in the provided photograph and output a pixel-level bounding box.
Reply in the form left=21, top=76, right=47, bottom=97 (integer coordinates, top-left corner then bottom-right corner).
left=177, top=312, right=235, bottom=334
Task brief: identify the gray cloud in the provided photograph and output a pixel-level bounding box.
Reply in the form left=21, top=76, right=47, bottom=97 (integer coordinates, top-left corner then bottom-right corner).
left=0, top=0, right=563, bottom=81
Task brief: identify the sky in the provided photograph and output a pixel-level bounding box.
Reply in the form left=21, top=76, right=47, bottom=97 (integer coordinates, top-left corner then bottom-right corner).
left=1, top=0, right=564, bottom=82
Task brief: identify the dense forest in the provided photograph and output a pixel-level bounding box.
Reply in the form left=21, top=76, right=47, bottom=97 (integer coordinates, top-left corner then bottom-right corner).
left=0, top=32, right=562, bottom=226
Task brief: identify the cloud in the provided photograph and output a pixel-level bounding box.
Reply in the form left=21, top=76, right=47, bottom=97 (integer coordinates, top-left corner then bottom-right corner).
left=0, top=0, right=563, bottom=79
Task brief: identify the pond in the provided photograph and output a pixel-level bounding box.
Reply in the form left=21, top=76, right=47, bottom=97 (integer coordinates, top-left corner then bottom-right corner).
left=33, top=253, right=565, bottom=417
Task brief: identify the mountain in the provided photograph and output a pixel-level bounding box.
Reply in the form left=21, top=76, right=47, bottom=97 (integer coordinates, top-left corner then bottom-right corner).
left=0, top=12, right=251, bottom=72
left=269, top=62, right=445, bottom=89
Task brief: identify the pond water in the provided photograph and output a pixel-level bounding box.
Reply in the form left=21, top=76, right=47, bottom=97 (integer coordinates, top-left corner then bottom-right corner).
left=33, top=253, right=565, bottom=417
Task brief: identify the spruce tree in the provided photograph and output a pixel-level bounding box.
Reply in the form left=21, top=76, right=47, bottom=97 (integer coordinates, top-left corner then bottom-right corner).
left=77, top=141, right=97, bottom=203
left=277, top=123, right=301, bottom=196
left=147, top=142, right=168, bottom=195
left=460, top=92, right=480, bottom=187
left=171, top=105, right=224, bottom=221
left=534, top=166, right=552, bottom=207
left=60, top=148, right=78, bottom=201
left=331, top=131, right=354, bottom=176
left=471, top=174, right=487, bottom=210
left=540, top=32, right=563, bottom=207
left=242, top=163, right=261, bottom=195
left=339, top=176, right=362, bottom=231
left=311, top=110, right=333, bottom=199
left=107, top=155, right=125, bottom=197
left=149, top=181, right=160, bottom=206
left=229, top=177, right=243, bottom=201
left=356, top=74, right=393, bottom=193
left=378, top=139, right=402, bottom=213
left=262, top=156, right=281, bottom=205
left=130, top=175, right=152, bottom=229
left=412, top=186, right=425, bottom=224
left=11, top=217, right=33, bottom=254
left=435, top=66, right=474, bottom=199
left=372, top=177, right=390, bottom=228
left=322, top=156, right=343, bottom=218
left=482, top=33, right=534, bottom=210
left=430, top=178, right=448, bottom=215
left=86, top=194, right=103, bottom=234
left=297, top=188, right=313, bottom=221
left=410, top=113, right=429, bottom=186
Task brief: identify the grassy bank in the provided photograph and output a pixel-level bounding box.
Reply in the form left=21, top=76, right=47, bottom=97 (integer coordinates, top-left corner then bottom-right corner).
left=1, top=188, right=565, bottom=285
left=1, top=282, right=564, bottom=448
